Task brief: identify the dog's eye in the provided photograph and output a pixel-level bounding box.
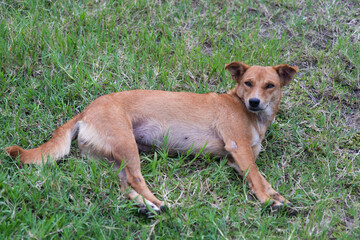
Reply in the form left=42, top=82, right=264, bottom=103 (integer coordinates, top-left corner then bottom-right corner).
left=266, top=83, right=275, bottom=89
left=244, top=81, right=252, bottom=87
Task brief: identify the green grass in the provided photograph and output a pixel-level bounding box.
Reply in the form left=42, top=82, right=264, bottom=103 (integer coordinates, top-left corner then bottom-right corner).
left=1, top=0, right=359, bottom=239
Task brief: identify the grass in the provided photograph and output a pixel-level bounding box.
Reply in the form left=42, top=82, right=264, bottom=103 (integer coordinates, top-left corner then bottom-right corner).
left=0, top=0, right=359, bottom=239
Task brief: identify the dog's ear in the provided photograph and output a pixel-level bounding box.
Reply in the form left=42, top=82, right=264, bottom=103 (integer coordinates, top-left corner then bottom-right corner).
left=225, top=62, right=250, bottom=83
left=273, top=64, right=298, bottom=87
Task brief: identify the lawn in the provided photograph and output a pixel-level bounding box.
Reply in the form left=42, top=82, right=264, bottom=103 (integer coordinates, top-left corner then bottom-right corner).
left=0, top=0, right=359, bottom=239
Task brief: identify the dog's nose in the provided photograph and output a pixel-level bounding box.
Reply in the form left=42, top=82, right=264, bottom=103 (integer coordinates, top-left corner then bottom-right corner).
left=249, top=98, right=260, bottom=108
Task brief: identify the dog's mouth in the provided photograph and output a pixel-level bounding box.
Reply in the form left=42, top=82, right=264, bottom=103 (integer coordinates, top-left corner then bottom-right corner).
left=247, top=103, right=269, bottom=113
left=248, top=106, right=264, bottom=112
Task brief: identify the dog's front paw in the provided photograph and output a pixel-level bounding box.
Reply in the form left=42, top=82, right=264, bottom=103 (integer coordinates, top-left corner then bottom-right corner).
left=270, top=202, right=298, bottom=216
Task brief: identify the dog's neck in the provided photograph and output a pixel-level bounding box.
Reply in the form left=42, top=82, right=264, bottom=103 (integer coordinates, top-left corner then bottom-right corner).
left=254, top=109, right=272, bottom=124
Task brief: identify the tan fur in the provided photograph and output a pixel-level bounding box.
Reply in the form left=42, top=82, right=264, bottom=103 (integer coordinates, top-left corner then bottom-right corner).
left=6, top=62, right=298, bottom=212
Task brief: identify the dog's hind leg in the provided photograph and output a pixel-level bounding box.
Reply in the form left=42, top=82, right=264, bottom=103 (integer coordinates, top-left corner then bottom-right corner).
left=78, top=112, right=164, bottom=214
left=107, top=129, right=164, bottom=213
left=116, top=166, right=162, bottom=215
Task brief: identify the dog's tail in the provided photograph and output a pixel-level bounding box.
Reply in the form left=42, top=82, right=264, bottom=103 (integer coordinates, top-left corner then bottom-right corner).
left=6, top=114, right=82, bottom=165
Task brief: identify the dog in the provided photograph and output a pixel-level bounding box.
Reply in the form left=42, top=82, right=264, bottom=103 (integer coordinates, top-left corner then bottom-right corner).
left=6, top=62, right=298, bottom=215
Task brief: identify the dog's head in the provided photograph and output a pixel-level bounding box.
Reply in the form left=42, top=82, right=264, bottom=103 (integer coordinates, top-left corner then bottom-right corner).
left=225, top=62, right=298, bottom=114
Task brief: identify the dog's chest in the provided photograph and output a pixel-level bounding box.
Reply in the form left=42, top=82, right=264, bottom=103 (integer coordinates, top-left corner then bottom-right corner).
left=132, top=119, right=226, bottom=155
left=251, top=124, right=265, bottom=159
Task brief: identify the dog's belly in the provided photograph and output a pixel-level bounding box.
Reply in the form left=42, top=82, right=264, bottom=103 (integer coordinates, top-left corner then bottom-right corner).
left=132, top=119, right=227, bottom=156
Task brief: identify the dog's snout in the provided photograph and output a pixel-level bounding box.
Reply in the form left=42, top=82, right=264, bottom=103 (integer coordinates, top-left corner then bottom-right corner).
left=249, top=98, right=260, bottom=108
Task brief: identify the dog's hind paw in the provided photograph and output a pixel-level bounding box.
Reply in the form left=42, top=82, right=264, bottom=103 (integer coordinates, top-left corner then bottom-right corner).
left=139, top=202, right=161, bottom=218
left=160, top=205, right=168, bottom=213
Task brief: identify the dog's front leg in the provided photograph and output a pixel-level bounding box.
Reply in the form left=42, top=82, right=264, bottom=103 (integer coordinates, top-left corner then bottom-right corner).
left=225, top=140, right=282, bottom=206
left=259, top=174, right=295, bottom=208
left=228, top=156, right=290, bottom=205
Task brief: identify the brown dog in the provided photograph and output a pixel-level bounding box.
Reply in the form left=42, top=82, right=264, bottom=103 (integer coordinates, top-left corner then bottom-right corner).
left=6, top=62, right=298, bottom=215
